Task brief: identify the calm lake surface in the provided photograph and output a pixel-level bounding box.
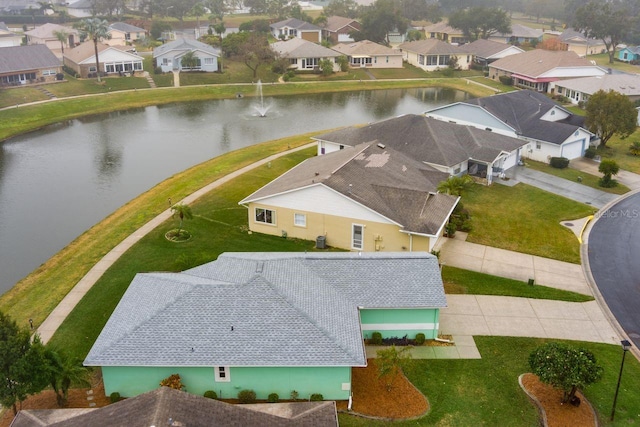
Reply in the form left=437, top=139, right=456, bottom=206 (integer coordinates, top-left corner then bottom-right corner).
left=0, top=87, right=469, bottom=294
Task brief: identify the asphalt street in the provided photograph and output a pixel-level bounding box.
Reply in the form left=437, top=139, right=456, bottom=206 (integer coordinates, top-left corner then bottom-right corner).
left=588, top=192, right=640, bottom=348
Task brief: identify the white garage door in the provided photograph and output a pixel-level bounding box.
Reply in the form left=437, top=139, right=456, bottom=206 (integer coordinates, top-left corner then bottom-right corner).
left=561, top=139, right=585, bottom=160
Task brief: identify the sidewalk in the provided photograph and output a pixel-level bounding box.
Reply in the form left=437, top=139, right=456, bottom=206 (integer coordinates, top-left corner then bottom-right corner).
left=571, top=157, right=640, bottom=190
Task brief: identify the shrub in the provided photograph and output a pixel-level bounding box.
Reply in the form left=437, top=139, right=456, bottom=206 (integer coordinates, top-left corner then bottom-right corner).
left=154, top=66, right=163, bottom=75
left=237, top=389, right=257, bottom=403
left=498, top=75, right=513, bottom=86
left=267, top=392, right=279, bottom=402
left=310, top=393, right=323, bottom=401
left=203, top=390, right=217, bottom=399
left=109, top=392, right=121, bottom=403
left=629, top=141, right=640, bottom=156
left=370, top=331, right=383, bottom=345
left=415, top=333, right=426, bottom=345
left=549, top=157, right=570, bottom=169
left=584, top=146, right=597, bottom=159
left=290, top=390, right=299, bottom=401
left=160, top=373, right=185, bottom=390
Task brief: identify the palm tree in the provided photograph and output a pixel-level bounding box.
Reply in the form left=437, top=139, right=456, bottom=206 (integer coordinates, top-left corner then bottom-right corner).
left=45, top=348, right=90, bottom=407
left=213, top=22, right=225, bottom=71
left=74, top=18, right=111, bottom=82
left=171, top=203, right=193, bottom=235
left=53, top=29, right=69, bottom=54
left=437, top=174, right=475, bottom=196
left=180, top=51, right=199, bottom=70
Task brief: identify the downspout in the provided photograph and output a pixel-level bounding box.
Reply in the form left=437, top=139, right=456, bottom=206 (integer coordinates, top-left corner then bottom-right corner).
left=409, top=233, right=413, bottom=252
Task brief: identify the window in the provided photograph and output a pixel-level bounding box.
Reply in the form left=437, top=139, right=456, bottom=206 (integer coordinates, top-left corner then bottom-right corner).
left=535, top=142, right=541, bottom=150
left=439, top=55, right=450, bottom=65
left=352, top=224, right=363, bottom=250
left=426, top=55, right=438, bottom=65
left=204, top=57, right=214, bottom=65
left=214, top=366, right=230, bottom=382
left=255, top=208, right=275, bottom=225
left=89, top=66, right=97, bottom=72
left=163, top=58, right=171, bottom=65
left=418, top=54, right=425, bottom=65
left=294, top=213, right=306, bottom=227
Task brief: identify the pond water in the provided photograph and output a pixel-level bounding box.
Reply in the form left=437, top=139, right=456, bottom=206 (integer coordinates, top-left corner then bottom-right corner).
left=0, top=87, right=470, bottom=294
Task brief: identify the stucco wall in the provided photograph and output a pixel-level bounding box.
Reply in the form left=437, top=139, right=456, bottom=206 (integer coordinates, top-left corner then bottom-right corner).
left=360, top=308, right=440, bottom=339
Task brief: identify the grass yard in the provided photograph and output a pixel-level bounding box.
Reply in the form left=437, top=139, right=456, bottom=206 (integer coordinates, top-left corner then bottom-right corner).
left=595, top=129, right=640, bottom=174
left=45, top=74, right=150, bottom=98
left=525, top=159, right=630, bottom=195
left=462, top=183, right=596, bottom=263
left=442, top=266, right=593, bottom=302
left=151, top=58, right=281, bottom=87
left=466, top=75, right=519, bottom=92
left=0, top=86, right=49, bottom=107
left=589, top=53, right=640, bottom=74
left=338, top=336, right=640, bottom=426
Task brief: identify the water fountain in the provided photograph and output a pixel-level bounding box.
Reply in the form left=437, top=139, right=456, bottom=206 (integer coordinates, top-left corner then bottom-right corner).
left=253, top=80, right=271, bottom=117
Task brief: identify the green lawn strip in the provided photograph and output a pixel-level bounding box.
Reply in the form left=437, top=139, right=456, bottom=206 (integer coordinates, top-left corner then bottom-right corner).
left=0, top=86, right=49, bottom=106
left=47, top=148, right=322, bottom=358
left=338, top=336, right=640, bottom=426
left=42, top=75, right=150, bottom=99
left=0, top=136, right=317, bottom=328
left=525, top=159, right=630, bottom=195
left=442, top=266, right=593, bottom=302
left=466, top=75, right=519, bottom=92
left=595, top=130, right=640, bottom=175
left=462, top=183, right=596, bottom=264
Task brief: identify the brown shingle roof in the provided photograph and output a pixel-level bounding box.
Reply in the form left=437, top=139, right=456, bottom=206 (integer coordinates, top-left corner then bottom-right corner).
left=399, top=39, right=466, bottom=55
left=489, top=49, right=597, bottom=77
left=331, top=40, right=400, bottom=56
left=324, top=16, right=360, bottom=32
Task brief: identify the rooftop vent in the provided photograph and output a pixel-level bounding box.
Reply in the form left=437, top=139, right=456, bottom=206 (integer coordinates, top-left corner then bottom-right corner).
left=377, top=143, right=386, bottom=149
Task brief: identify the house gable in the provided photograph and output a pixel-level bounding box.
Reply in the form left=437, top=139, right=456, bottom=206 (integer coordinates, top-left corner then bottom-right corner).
left=425, top=103, right=516, bottom=135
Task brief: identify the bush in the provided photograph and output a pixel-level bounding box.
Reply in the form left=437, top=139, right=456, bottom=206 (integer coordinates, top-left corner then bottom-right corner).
left=154, top=66, right=163, bottom=75
left=237, top=389, right=257, bottom=403
left=290, top=390, right=299, bottom=401
left=267, top=392, right=279, bottom=402
left=498, top=75, right=513, bottom=86
left=109, top=392, right=121, bottom=403
left=370, top=331, right=383, bottom=345
left=584, top=146, right=597, bottom=159
left=204, top=390, right=217, bottom=399
left=310, top=393, right=323, bottom=401
left=415, top=333, right=426, bottom=345
left=159, top=373, right=185, bottom=390
left=549, top=157, right=570, bottom=169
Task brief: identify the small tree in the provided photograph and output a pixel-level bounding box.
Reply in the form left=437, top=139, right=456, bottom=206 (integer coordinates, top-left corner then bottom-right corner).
left=585, top=90, right=637, bottom=147
left=437, top=175, right=474, bottom=196
left=336, top=55, right=349, bottom=72
left=629, top=141, right=640, bottom=156
left=180, top=51, right=199, bottom=70
left=53, top=29, right=69, bottom=53
left=44, top=347, right=90, bottom=407
left=375, top=345, right=412, bottom=391
left=171, top=203, right=193, bottom=235
left=598, top=159, right=620, bottom=187
left=529, top=342, right=603, bottom=404
left=160, top=373, right=185, bottom=390
left=319, top=59, right=334, bottom=76
left=74, top=18, right=111, bottom=82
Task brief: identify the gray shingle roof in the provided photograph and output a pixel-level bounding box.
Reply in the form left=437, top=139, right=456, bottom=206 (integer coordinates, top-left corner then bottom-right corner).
left=271, top=38, right=340, bottom=58
left=489, top=49, right=600, bottom=78
left=493, top=23, right=543, bottom=39
left=399, top=38, right=466, bottom=55
left=331, top=40, right=400, bottom=56
left=85, top=252, right=445, bottom=368
left=463, top=90, right=587, bottom=145
left=12, top=387, right=339, bottom=427
left=271, top=18, right=321, bottom=32
left=463, top=38, right=524, bottom=59
left=153, top=38, right=220, bottom=58
left=0, top=44, right=60, bottom=74
left=108, top=21, right=145, bottom=33
left=556, top=74, right=640, bottom=96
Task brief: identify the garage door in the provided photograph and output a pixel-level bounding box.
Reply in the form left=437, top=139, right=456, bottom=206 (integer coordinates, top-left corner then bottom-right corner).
left=301, top=31, right=318, bottom=42
left=561, top=139, right=585, bottom=160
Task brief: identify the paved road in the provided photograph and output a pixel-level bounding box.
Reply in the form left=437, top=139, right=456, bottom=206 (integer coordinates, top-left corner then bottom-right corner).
left=588, top=192, right=640, bottom=348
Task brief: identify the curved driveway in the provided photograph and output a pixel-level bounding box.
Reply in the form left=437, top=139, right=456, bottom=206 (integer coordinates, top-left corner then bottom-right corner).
left=588, top=192, right=640, bottom=348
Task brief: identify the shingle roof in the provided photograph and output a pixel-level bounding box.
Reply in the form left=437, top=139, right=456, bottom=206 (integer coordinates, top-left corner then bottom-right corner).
left=24, top=22, right=77, bottom=39
left=85, top=252, right=445, bottom=368
left=271, top=38, right=340, bottom=58
left=323, top=16, right=359, bottom=32
left=0, top=44, right=60, bottom=74
left=11, top=387, right=339, bottom=427
left=464, top=38, right=524, bottom=58
left=489, top=49, right=597, bottom=77
left=494, top=23, right=543, bottom=39
left=464, top=90, right=587, bottom=144
left=399, top=38, right=466, bottom=55
left=422, top=21, right=462, bottom=35
left=108, top=22, right=145, bottom=33
left=271, top=17, right=321, bottom=32
left=331, top=39, right=400, bottom=56
left=153, top=37, right=220, bottom=58
left=62, top=41, right=109, bottom=63
left=558, top=28, right=605, bottom=45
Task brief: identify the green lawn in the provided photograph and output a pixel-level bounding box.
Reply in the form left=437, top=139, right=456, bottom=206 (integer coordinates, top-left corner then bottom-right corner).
left=338, top=336, right=640, bottom=426
left=595, top=129, right=640, bottom=174
left=525, top=159, right=630, bottom=195
left=589, top=53, right=640, bottom=74
left=466, top=75, right=519, bottom=92
left=442, top=266, right=593, bottom=302
left=44, top=74, right=150, bottom=98
left=462, top=183, right=596, bottom=263
left=0, top=86, right=49, bottom=107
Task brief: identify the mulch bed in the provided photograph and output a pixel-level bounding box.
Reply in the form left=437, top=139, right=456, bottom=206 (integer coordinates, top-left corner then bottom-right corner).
left=337, top=359, right=429, bottom=419
left=520, top=373, right=596, bottom=427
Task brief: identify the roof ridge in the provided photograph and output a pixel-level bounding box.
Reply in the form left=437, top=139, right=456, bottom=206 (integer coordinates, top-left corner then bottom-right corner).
left=330, top=143, right=370, bottom=175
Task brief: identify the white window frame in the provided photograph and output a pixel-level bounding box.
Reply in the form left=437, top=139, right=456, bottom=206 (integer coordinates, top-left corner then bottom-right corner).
left=294, top=213, right=306, bottom=227
left=352, top=224, right=364, bottom=250
left=535, top=142, right=542, bottom=150
left=255, top=207, right=276, bottom=225
left=214, top=366, right=230, bottom=382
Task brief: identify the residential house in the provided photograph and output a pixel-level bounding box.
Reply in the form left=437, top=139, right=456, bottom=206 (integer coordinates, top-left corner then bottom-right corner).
left=464, top=38, right=524, bottom=66
left=153, top=38, right=220, bottom=73
left=555, top=74, right=640, bottom=105
left=271, top=38, right=341, bottom=72
left=0, top=22, right=22, bottom=47
left=488, top=24, right=543, bottom=45
left=24, top=22, right=78, bottom=53
left=618, top=45, right=640, bottom=63
left=63, top=41, right=144, bottom=78
left=322, top=16, right=360, bottom=44
left=84, top=252, right=447, bottom=399
left=106, top=22, right=146, bottom=47
left=270, top=18, right=322, bottom=43
left=488, top=49, right=607, bottom=93
left=0, top=44, right=61, bottom=86
left=399, top=39, right=471, bottom=71
left=557, top=28, right=606, bottom=57
left=314, top=114, right=525, bottom=185
left=66, top=0, right=96, bottom=17
left=425, top=90, right=596, bottom=162
left=330, top=40, right=402, bottom=68
left=423, top=21, right=467, bottom=45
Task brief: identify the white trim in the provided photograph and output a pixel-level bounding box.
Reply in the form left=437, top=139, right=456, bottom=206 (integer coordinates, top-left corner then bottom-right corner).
left=294, top=212, right=306, bottom=227
left=361, top=323, right=439, bottom=330
left=214, top=366, right=231, bottom=382
left=352, top=223, right=364, bottom=250
left=254, top=207, right=276, bottom=225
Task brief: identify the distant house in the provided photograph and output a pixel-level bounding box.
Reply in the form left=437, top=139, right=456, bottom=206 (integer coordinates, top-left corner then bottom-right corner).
left=557, top=28, right=606, bottom=57
left=425, top=90, right=596, bottom=162
left=107, top=22, right=146, bottom=46
left=66, top=0, right=96, bottom=17
left=85, top=252, right=447, bottom=400
left=488, top=24, right=543, bottom=45
left=464, top=39, right=524, bottom=66
left=330, top=40, right=402, bottom=68
left=271, top=38, right=341, bottom=71
left=0, top=44, right=61, bottom=86
left=322, top=16, right=360, bottom=44
left=488, top=49, right=607, bottom=93
left=153, top=38, right=220, bottom=73
left=0, top=22, right=22, bottom=47
left=270, top=18, right=322, bottom=43
left=63, top=41, right=144, bottom=78
left=314, top=114, right=525, bottom=185
left=423, top=21, right=467, bottom=45
left=24, top=23, right=78, bottom=53
left=555, top=74, right=640, bottom=105
left=618, top=46, right=640, bottom=63
left=399, top=39, right=471, bottom=71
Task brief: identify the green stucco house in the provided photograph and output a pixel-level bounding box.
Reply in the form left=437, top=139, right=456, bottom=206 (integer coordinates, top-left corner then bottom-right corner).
left=84, top=252, right=446, bottom=401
